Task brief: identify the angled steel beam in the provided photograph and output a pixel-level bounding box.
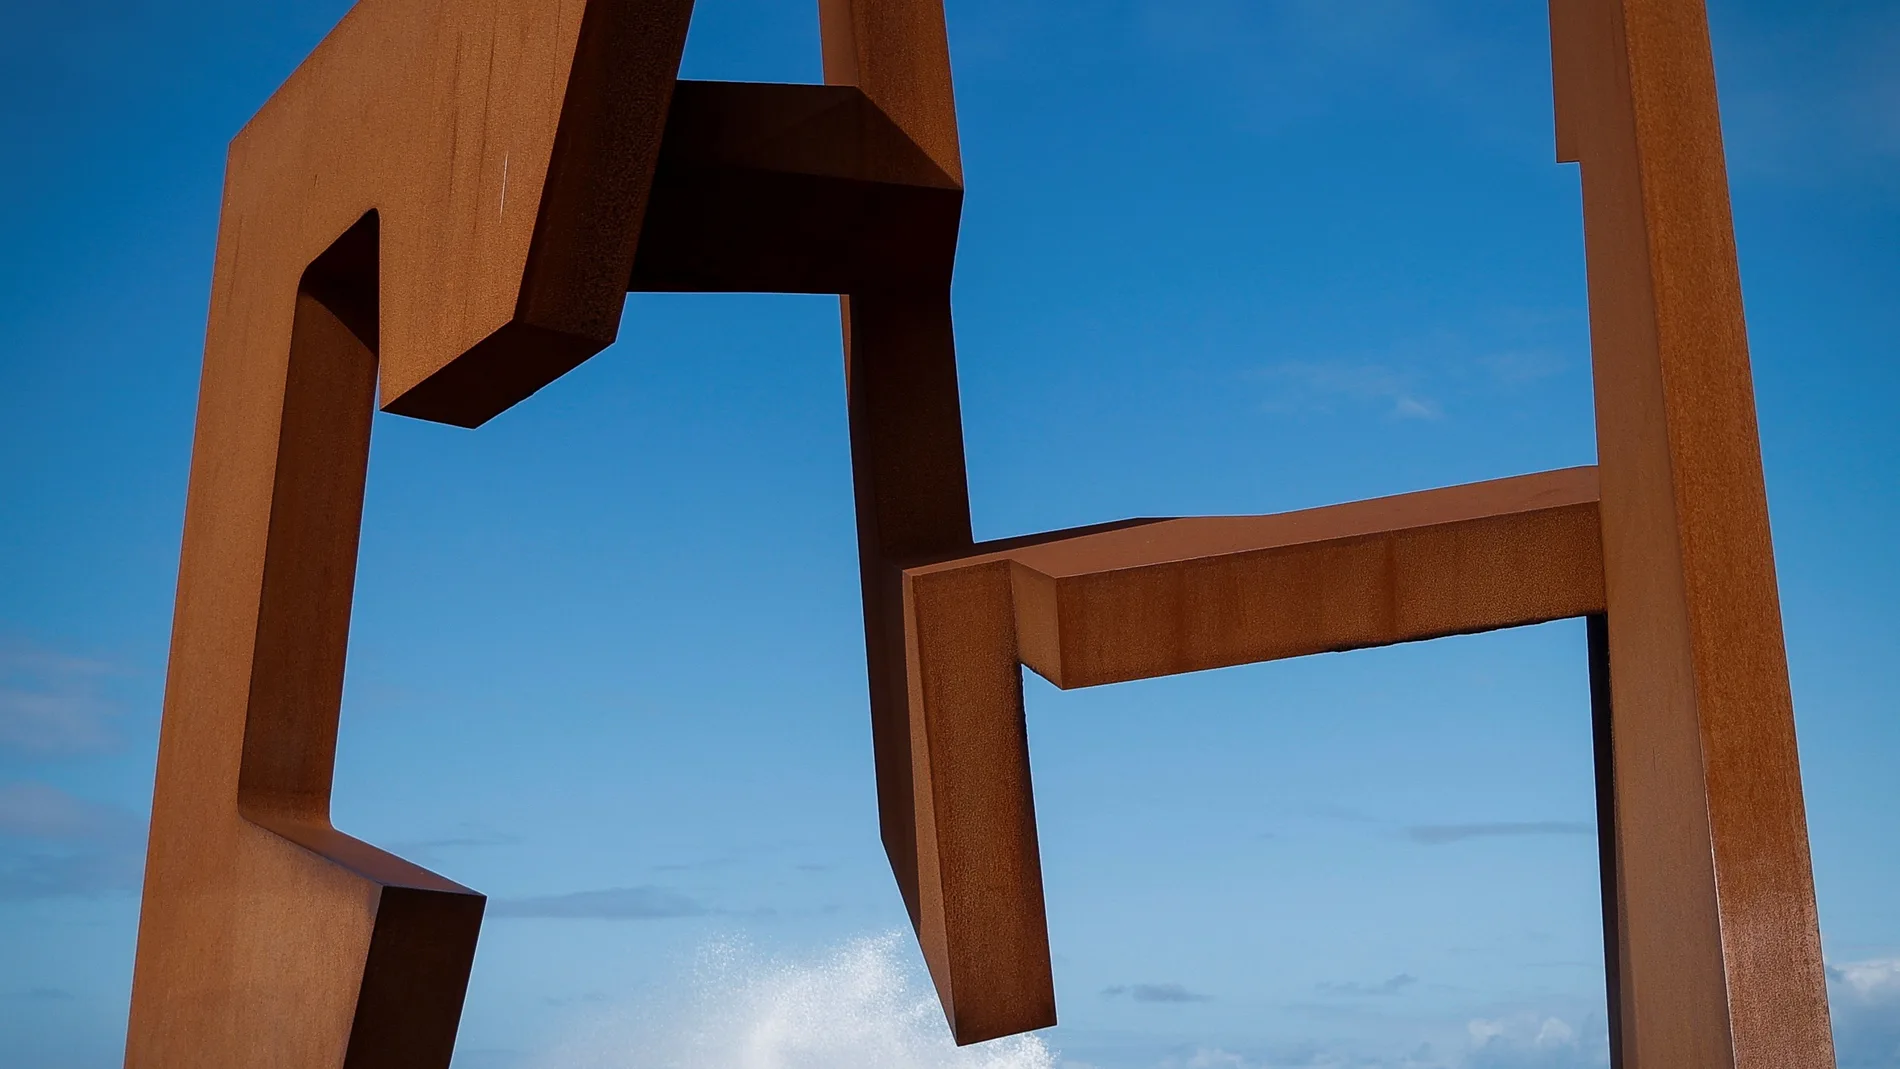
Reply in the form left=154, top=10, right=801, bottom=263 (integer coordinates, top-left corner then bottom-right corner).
left=128, top=2, right=696, bottom=1065
left=815, top=0, right=980, bottom=985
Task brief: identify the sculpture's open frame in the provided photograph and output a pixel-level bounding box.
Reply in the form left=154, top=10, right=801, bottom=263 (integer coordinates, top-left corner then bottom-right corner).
left=127, top=1, right=1836, bottom=1065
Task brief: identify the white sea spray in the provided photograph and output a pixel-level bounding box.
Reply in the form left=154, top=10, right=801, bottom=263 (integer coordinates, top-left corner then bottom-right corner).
left=530, top=932, right=1058, bottom=1069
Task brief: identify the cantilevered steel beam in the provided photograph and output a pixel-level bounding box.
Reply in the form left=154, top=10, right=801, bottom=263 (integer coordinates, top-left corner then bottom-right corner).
left=890, top=468, right=1607, bottom=1040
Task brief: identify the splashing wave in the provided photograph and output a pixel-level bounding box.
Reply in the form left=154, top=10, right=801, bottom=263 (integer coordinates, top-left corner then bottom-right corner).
left=531, top=933, right=1057, bottom=1069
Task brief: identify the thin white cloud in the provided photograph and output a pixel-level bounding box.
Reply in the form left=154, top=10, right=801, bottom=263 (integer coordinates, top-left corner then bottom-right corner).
left=1464, top=1012, right=1601, bottom=1068
left=1828, top=956, right=1900, bottom=1067
left=386, top=823, right=521, bottom=865
left=1256, top=360, right=1442, bottom=421
left=1151, top=1010, right=1608, bottom=1068
left=490, top=885, right=709, bottom=920
left=526, top=934, right=1056, bottom=1069
left=0, top=781, right=145, bottom=900
left=0, top=781, right=128, bottom=839
left=1159, top=1040, right=1434, bottom=1068
left=1828, top=957, right=1900, bottom=1001
left=1318, top=972, right=1417, bottom=997
left=1252, top=336, right=1576, bottom=424
left=1478, top=351, right=1568, bottom=385
left=1404, top=822, right=1594, bottom=845
left=0, top=643, right=121, bottom=754
left=0, top=849, right=144, bottom=901
left=1720, top=6, right=1900, bottom=188
left=1103, top=982, right=1214, bottom=1004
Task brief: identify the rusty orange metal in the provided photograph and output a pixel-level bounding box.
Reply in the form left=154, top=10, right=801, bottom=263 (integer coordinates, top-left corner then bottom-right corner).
left=128, top=0, right=1834, bottom=1065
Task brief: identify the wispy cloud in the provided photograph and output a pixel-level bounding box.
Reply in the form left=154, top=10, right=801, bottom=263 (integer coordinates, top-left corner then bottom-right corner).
left=1319, top=973, right=1417, bottom=997
left=399, top=832, right=519, bottom=850
left=386, top=824, right=520, bottom=865
left=0, top=643, right=122, bottom=755
left=1403, top=822, right=1593, bottom=845
left=1257, top=360, right=1443, bottom=421
left=1828, top=956, right=1900, bottom=1066
left=3, top=987, right=76, bottom=1001
left=454, top=1049, right=528, bottom=1069
left=489, top=885, right=709, bottom=920
left=1464, top=1014, right=1601, bottom=1069
left=1829, top=957, right=1900, bottom=1000
left=0, top=781, right=145, bottom=900
left=651, top=855, right=740, bottom=873
left=0, top=782, right=123, bottom=839
left=0, top=850, right=144, bottom=901
left=1157, top=1039, right=1440, bottom=1068
left=1102, top=982, right=1213, bottom=1004
left=1478, top=351, right=1568, bottom=385
left=525, top=934, right=1057, bottom=1068
left=1719, top=5, right=1900, bottom=188
left=1251, top=335, right=1577, bottom=425
left=1303, top=803, right=1377, bottom=823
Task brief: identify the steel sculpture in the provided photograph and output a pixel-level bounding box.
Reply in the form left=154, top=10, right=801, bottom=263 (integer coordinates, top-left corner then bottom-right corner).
left=128, top=0, right=1835, bottom=1065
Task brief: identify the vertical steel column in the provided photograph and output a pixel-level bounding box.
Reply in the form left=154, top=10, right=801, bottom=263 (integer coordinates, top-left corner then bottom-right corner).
left=1555, top=1, right=1835, bottom=1064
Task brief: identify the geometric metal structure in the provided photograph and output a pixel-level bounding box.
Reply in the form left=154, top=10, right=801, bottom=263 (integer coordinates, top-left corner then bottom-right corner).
left=126, top=0, right=1835, bottom=1065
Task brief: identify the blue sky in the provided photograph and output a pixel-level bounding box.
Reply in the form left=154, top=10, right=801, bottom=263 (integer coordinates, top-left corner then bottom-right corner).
left=1, top=1, right=1895, bottom=1067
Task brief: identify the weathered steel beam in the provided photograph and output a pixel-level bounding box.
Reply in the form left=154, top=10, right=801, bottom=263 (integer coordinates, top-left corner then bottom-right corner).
left=892, top=468, right=1607, bottom=1041
left=127, top=2, right=697, bottom=1065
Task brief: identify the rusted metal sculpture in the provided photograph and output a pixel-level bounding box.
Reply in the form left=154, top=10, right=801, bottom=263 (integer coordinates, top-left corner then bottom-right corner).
left=129, top=0, right=1834, bottom=1065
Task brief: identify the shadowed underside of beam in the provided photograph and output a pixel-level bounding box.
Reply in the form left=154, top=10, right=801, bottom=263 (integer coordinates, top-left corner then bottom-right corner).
left=631, top=80, right=962, bottom=294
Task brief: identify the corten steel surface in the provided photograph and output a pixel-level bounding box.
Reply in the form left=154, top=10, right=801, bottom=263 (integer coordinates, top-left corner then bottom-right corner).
left=129, top=0, right=1833, bottom=1065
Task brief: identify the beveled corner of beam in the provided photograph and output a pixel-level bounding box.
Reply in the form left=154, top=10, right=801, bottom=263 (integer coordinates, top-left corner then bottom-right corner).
left=213, top=0, right=697, bottom=430
left=908, top=466, right=1607, bottom=689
